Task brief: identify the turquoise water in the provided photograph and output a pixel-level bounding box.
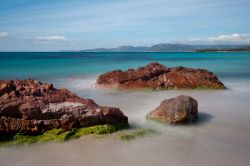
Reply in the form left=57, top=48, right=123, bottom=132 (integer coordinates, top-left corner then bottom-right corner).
left=1, top=52, right=250, bottom=166
left=1, top=52, right=250, bottom=80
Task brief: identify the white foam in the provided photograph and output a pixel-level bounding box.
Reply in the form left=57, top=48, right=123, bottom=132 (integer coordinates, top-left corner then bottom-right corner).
left=53, top=75, right=98, bottom=90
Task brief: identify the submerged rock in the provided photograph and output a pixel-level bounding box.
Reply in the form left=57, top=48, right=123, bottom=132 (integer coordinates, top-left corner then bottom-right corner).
left=0, top=79, right=128, bottom=134
left=96, top=62, right=225, bottom=89
left=146, top=95, right=198, bottom=124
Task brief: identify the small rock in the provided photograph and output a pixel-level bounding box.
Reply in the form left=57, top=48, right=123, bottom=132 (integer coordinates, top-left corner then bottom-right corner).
left=146, top=95, right=198, bottom=124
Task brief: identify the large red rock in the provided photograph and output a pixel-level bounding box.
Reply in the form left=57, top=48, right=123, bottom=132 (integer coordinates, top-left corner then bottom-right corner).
left=0, top=79, right=128, bottom=134
left=96, top=63, right=225, bottom=89
left=146, top=95, right=198, bottom=124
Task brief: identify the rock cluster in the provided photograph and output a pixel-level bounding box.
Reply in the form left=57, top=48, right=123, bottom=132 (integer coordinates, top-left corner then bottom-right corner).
left=96, top=63, right=225, bottom=89
left=0, top=79, right=128, bottom=134
left=1, top=62, right=223, bottom=136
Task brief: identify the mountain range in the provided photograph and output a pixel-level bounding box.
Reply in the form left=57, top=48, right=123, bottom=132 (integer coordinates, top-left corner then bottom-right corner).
left=73, top=43, right=250, bottom=52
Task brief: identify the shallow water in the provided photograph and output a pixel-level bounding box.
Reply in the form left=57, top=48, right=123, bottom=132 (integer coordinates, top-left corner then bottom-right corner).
left=0, top=52, right=250, bottom=166
left=1, top=77, right=250, bottom=166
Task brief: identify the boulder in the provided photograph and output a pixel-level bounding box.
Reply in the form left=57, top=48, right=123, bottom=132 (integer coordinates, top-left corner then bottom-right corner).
left=96, top=62, right=225, bottom=89
left=0, top=79, right=128, bottom=134
left=146, top=95, right=198, bottom=124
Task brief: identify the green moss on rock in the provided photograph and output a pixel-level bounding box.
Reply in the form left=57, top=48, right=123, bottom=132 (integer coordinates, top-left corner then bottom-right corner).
left=0, top=123, right=128, bottom=147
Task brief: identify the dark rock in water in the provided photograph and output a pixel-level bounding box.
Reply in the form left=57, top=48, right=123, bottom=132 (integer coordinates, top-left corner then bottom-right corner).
left=0, top=79, right=128, bottom=134
left=96, top=62, right=225, bottom=90
left=146, top=95, right=198, bottom=124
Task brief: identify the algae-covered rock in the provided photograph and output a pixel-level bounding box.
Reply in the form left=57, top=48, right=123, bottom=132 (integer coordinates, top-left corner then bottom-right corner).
left=0, top=79, right=128, bottom=134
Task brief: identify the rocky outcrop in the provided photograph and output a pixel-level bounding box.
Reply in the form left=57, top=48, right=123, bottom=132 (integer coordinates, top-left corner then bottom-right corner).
left=96, top=63, right=225, bottom=89
left=146, top=95, right=198, bottom=124
left=0, top=79, right=128, bottom=134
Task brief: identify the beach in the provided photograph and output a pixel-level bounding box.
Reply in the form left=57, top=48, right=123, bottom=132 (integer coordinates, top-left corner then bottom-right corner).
left=0, top=52, right=250, bottom=166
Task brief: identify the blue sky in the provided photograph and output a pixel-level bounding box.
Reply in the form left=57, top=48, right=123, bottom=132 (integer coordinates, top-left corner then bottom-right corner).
left=0, top=0, right=250, bottom=51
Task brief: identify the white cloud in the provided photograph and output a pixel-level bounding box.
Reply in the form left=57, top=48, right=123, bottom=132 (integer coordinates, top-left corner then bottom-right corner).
left=0, top=32, right=9, bottom=37
left=36, top=35, right=67, bottom=42
left=34, top=35, right=76, bottom=45
left=190, top=33, right=250, bottom=44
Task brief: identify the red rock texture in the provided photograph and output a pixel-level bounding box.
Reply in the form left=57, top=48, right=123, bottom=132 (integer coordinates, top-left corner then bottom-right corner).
left=146, top=95, right=198, bottom=124
left=0, top=79, right=128, bottom=134
left=96, top=63, right=225, bottom=89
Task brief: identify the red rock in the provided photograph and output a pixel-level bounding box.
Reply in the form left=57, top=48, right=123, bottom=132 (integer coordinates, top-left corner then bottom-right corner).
left=146, top=95, right=198, bottom=124
left=96, top=62, right=225, bottom=89
left=0, top=79, right=128, bottom=134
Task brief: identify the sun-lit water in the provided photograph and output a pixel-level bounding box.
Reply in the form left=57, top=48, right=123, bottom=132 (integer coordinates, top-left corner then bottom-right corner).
left=0, top=52, right=250, bottom=166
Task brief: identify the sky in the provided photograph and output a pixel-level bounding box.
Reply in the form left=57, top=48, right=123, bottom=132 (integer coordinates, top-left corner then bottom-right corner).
left=0, top=0, right=250, bottom=51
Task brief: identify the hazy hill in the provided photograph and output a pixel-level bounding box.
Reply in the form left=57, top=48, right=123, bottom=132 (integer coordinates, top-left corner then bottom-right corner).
left=148, top=43, right=195, bottom=52
left=76, top=43, right=250, bottom=52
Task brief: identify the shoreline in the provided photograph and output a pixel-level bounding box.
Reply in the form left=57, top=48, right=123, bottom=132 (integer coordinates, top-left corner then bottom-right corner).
left=1, top=83, right=250, bottom=165
left=0, top=53, right=250, bottom=166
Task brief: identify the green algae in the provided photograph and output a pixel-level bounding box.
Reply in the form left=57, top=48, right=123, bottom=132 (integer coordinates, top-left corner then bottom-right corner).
left=0, top=123, right=129, bottom=147
left=118, top=128, right=157, bottom=141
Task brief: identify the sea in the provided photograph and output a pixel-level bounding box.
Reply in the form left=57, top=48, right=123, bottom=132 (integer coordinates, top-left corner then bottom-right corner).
left=0, top=52, right=250, bottom=166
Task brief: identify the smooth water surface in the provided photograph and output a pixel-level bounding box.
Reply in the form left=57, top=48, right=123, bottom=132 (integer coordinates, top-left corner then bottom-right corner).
left=1, top=52, right=250, bottom=80
left=0, top=52, right=250, bottom=166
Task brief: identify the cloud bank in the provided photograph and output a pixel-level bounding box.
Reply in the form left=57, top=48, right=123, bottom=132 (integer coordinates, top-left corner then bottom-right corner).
left=190, top=34, right=250, bottom=44
left=34, top=35, right=74, bottom=44
left=36, top=36, right=67, bottom=42
left=0, top=32, right=8, bottom=37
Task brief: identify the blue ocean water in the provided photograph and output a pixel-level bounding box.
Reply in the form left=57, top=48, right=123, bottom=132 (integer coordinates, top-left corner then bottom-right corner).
left=0, top=52, right=250, bottom=81
left=1, top=52, right=250, bottom=165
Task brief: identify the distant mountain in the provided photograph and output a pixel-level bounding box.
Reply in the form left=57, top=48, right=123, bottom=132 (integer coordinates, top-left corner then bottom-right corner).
left=75, top=43, right=250, bottom=52
left=82, top=48, right=110, bottom=52
left=109, top=46, right=148, bottom=52
left=148, top=43, right=195, bottom=52
left=196, top=45, right=250, bottom=52
left=81, top=44, right=196, bottom=52
left=192, top=45, right=249, bottom=50
left=82, top=46, right=148, bottom=52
